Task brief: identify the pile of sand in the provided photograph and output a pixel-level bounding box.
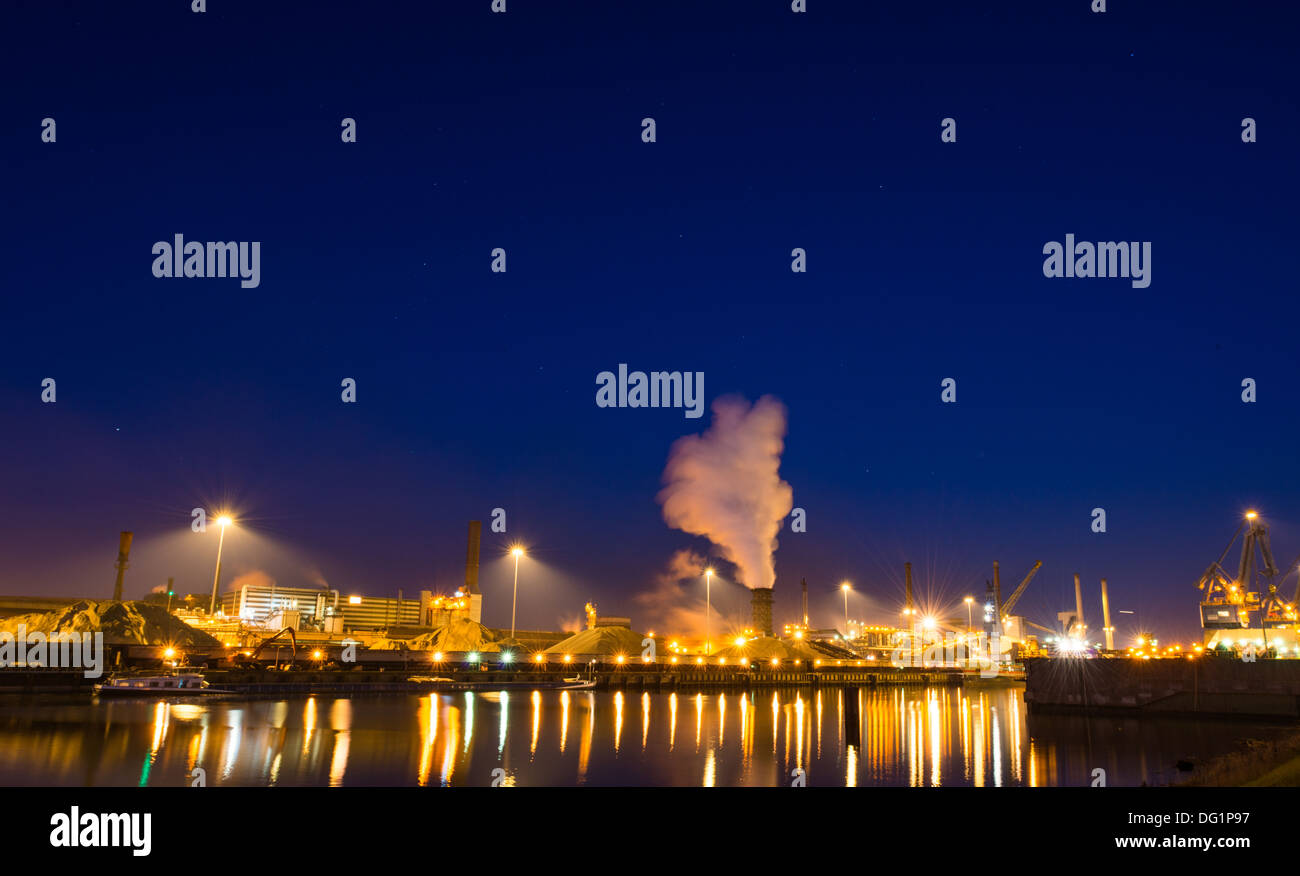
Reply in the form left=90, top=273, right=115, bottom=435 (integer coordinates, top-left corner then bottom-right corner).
left=366, top=636, right=409, bottom=651
left=0, top=600, right=218, bottom=647
left=709, top=637, right=821, bottom=662
left=709, top=636, right=862, bottom=662
left=806, top=638, right=860, bottom=660
left=402, top=618, right=503, bottom=653
left=543, top=626, right=646, bottom=657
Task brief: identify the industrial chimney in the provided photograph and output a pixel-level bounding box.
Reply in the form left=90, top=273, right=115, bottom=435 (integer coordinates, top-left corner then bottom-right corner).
left=1073, top=573, right=1085, bottom=639
left=112, top=531, right=133, bottom=602
left=752, top=587, right=773, bottom=637
left=904, top=562, right=914, bottom=615
left=1100, top=577, right=1113, bottom=651
left=801, top=578, right=809, bottom=628
left=465, top=521, right=481, bottom=594
left=992, top=561, right=1002, bottom=621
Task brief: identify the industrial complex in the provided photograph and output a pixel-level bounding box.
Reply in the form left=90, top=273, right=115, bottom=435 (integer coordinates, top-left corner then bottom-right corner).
left=3, top=511, right=1297, bottom=699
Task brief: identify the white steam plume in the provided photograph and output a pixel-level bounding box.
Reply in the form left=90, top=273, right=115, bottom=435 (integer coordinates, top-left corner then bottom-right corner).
left=657, top=396, right=793, bottom=591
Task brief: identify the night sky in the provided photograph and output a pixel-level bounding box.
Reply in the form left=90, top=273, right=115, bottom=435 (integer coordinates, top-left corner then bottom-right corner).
left=2, top=1, right=1297, bottom=643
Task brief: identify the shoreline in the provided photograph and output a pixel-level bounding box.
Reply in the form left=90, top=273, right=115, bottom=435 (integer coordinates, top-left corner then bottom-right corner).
left=1177, top=728, right=1300, bottom=786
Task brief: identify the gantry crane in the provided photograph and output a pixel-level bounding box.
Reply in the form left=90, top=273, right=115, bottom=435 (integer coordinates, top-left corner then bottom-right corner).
left=1197, top=511, right=1294, bottom=630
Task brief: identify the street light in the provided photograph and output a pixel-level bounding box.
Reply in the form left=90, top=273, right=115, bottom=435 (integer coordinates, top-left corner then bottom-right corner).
left=705, top=568, right=714, bottom=654
left=207, top=515, right=234, bottom=615
left=964, top=596, right=974, bottom=632
left=841, top=581, right=851, bottom=635
left=510, top=546, right=525, bottom=641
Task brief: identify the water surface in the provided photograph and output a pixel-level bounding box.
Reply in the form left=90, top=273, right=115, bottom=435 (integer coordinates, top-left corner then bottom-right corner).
left=0, top=687, right=1284, bottom=787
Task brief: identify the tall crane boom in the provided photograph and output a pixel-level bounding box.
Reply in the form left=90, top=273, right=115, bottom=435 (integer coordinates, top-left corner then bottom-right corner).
left=999, top=561, right=1043, bottom=620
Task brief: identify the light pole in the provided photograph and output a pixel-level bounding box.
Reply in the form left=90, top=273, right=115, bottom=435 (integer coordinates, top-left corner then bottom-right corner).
left=208, top=515, right=233, bottom=615
left=705, top=568, right=713, bottom=654
left=841, top=582, right=851, bottom=637
left=510, top=546, right=525, bottom=641
left=964, top=596, right=974, bottom=632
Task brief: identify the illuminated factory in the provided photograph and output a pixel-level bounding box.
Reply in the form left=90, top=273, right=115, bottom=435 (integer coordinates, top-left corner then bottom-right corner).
left=213, top=521, right=488, bottom=634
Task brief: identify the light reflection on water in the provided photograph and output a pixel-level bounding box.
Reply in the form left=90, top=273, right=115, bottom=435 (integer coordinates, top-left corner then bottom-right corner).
left=0, top=686, right=1284, bottom=787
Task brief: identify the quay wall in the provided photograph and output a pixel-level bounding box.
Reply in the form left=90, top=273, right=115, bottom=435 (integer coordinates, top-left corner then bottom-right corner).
left=1024, top=656, right=1300, bottom=719
left=0, top=665, right=964, bottom=694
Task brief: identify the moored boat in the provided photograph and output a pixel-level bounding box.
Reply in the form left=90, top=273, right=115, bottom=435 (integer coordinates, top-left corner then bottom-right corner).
left=94, top=670, right=232, bottom=696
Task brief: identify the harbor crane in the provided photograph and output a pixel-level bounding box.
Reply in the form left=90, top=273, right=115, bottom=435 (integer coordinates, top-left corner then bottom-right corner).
left=998, top=561, right=1043, bottom=623
left=981, top=560, right=1044, bottom=660
left=1197, top=511, right=1295, bottom=630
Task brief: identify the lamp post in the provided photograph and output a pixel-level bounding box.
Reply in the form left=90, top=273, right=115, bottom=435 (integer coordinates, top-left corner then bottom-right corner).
left=208, top=515, right=233, bottom=615
left=705, top=568, right=713, bottom=654
left=510, top=546, right=525, bottom=641
left=841, top=582, right=851, bottom=637
left=964, top=596, right=974, bottom=632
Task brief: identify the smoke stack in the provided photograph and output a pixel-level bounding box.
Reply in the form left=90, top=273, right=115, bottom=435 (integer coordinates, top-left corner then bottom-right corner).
left=1100, top=577, right=1113, bottom=651
left=1073, top=573, right=1085, bottom=638
left=752, top=587, right=773, bottom=637
left=112, top=531, right=133, bottom=602
left=801, top=578, right=808, bottom=627
left=992, top=561, right=1002, bottom=621
left=905, top=562, right=917, bottom=666
left=465, top=521, right=481, bottom=594
left=985, top=579, right=994, bottom=630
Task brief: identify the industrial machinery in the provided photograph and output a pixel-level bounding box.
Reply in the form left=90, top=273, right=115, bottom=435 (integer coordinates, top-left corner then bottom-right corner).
left=231, top=627, right=299, bottom=669
left=1197, top=511, right=1294, bottom=632
left=981, top=560, right=1043, bottom=662
left=997, top=561, right=1043, bottom=624
left=112, top=531, right=133, bottom=602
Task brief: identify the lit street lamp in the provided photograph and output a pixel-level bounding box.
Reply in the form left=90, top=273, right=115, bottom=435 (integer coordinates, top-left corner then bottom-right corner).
left=964, top=596, right=974, bottom=632
left=207, top=515, right=233, bottom=616
left=841, top=581, right=851, bottom=635
left=510, top=546, right=525, bottom=641
left=705, top=568, right=714, bottom=654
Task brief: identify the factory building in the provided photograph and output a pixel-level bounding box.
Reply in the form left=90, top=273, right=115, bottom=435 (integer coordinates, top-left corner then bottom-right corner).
left=216, top=521, right=490, bottom=633
left=218, top=584, right=334, bottom=625
left=218, top=584, right=429, bottom=632
left=336, top=593, right=424, bottom=630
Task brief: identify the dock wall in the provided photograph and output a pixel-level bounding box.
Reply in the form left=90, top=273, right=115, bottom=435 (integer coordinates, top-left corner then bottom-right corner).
left=1025, top=656, right=1300, bottom=719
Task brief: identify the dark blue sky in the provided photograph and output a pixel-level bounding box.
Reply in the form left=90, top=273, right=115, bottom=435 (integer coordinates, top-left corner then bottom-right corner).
left=2, top=0, right=1297, bottom=642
